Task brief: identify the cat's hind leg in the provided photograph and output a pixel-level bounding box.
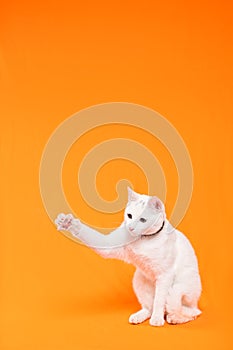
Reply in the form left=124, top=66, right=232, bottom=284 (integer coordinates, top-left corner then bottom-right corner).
left=129, top=269, right=154, bottom=324
left=181, top=294, right=202, bottom=319
left=166, top=284, right=201, bottom=324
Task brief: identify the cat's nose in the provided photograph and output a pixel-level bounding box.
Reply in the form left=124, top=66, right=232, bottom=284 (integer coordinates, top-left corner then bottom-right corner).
left=129, top=227, right=135, bottom=232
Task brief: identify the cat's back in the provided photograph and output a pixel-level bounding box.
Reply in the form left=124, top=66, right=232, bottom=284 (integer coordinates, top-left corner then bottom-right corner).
left=174, top=229, right=199, bottom=270
left=175, top=229, right=196, bottom=253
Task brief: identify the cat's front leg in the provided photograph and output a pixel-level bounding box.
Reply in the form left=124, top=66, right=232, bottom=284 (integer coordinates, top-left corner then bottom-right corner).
left=149, top=273, right=173, bottom=327
left=55, top=213, right=127, bottom=260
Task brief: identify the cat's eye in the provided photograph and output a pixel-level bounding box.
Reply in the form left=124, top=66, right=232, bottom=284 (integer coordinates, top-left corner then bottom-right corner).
left=140, top=217, right=147, bottom=223
left=127, top=213, right=132, bottom=219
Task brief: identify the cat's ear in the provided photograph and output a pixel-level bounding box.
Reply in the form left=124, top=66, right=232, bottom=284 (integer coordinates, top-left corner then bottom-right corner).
left=148, top=196, right=164, bottom=211
left=127, top=187, right=139, bottom=202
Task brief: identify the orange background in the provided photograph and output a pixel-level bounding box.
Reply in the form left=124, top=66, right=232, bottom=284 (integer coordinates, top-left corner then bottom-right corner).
left=1, top=0, right=233, bottom=349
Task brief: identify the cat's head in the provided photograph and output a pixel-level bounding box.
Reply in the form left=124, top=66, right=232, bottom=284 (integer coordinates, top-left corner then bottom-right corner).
left=124, top=187, right=165, bottom=237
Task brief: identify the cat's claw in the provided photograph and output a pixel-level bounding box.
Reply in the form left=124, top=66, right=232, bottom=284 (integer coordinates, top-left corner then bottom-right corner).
left=55, top=213, right=81, bottom=236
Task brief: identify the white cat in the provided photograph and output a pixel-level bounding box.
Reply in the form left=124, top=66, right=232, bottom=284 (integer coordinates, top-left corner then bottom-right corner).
left=55, top=188, right=202, bottom=326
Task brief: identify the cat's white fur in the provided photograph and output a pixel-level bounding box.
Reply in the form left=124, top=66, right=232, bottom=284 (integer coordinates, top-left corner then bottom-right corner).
left=55, top=188, right=202, bottom=326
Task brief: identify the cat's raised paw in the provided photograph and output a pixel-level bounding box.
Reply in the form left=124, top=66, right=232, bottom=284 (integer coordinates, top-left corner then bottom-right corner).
left=55, top=213, right=81, bottom=236
left=55, top=213, right=74, bottom=230
left=149, top=314, right=165, bottom=327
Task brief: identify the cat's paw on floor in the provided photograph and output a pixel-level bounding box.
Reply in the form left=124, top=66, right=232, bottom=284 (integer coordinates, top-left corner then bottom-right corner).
left=166, top=313, right=194, bottom=324
left=129, top=309, right=151, bottom=324
left=149, top=314, right=165, bottom=327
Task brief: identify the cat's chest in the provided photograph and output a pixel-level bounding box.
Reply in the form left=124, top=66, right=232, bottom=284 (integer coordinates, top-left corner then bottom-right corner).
left=125, top=238, right=168, bottom=279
